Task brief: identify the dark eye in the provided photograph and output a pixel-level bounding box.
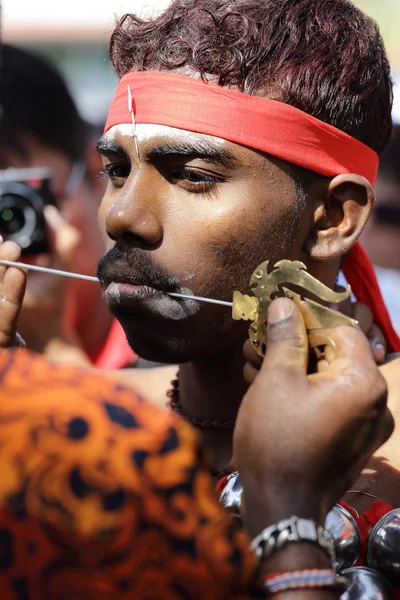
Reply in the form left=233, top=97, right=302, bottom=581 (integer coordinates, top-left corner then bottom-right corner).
left=100, top=164, right=131, bottom=186
left=171, top=168, right=225, bottom=193
left=182, top=169, right=218, bottom=183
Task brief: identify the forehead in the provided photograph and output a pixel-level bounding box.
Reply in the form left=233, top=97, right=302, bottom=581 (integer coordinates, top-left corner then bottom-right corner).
left=100, top=124, right=294, bottom=180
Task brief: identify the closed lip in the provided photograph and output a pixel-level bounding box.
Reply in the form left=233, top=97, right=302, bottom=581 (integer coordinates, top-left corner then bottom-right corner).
left=99, top=264, right=179, bottom=295
left=104, top=281, right=169, bottom=303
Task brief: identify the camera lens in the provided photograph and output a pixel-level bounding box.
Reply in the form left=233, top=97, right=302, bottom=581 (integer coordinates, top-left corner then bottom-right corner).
left=0, top=170, right=53, bottom=254
left=0, top=205, right=26, bottom=234
left=0, top=187, right=40, bottom=249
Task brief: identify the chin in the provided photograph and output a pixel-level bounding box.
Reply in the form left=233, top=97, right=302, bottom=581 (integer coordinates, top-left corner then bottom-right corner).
left=114, top=304, right=244, bottom=364
left=125, top=330, right=199, bottom=364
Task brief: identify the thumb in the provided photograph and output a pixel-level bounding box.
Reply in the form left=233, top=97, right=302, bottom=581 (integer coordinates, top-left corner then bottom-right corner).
left=261, top=297, right=309, bottom=377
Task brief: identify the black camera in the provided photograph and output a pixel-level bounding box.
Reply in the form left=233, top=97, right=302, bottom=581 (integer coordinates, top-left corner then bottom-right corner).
left=0, top=168, right=56, bottom=254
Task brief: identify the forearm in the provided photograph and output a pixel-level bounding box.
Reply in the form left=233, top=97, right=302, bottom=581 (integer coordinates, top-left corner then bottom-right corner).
left=241, top=482, right=325, bottom=540
left=242, top=488, right=340, bottom=599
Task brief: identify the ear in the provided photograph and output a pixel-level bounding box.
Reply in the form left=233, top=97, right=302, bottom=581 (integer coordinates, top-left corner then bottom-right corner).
left=304, top=173, right=375, bottom=260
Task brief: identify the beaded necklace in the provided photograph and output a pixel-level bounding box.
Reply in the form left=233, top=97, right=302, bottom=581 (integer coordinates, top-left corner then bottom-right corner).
left=166, top=375, right=234, bottom=478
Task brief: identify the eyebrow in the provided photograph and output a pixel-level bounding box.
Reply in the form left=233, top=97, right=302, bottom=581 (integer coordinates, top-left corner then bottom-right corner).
left=146, top=139, right=239, bottom=168
left=96, top=136, right=129, bottom=159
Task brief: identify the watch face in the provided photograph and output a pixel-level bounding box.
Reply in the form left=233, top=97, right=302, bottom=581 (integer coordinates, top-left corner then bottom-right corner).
left=297, top=518, right=319, bottom=541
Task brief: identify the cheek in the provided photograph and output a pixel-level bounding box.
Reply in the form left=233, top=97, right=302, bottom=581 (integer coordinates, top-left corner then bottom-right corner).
left=190, top=192, right=299, bottom=291
left=163, top=198, right=289, bottom=298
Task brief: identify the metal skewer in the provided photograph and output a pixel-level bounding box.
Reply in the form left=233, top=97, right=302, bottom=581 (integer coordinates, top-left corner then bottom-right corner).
left=0, top=260, right=99, bottom=282
left=169, top=292, right=232, bottom=307
left=0, top=260, right=233, bottom=307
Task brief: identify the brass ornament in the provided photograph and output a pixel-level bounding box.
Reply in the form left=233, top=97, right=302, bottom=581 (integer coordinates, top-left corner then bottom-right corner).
left=232, top=259, right=358, bottom=357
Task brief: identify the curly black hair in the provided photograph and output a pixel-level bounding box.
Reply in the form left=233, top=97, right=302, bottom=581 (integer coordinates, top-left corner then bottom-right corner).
left=110, top=0, right=393, bottom=156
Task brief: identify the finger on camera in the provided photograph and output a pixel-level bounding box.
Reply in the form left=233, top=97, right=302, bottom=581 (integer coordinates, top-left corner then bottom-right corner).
left=2, top=265, right=26, bottom=303
left=44, top=205, right=81, bottom=265
left=0, top=270, right=26, bottom=344
left=0, top=301, right=20, bottom=343
left=0, top=241, right=21, bottom=273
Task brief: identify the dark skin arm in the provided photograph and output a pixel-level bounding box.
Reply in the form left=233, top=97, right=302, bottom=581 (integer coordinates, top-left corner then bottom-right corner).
left=235, top=298, right=393, bottom=598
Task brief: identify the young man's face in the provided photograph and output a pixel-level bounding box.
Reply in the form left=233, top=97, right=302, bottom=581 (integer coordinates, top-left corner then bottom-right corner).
left=97, top=124, right=313, bottom=363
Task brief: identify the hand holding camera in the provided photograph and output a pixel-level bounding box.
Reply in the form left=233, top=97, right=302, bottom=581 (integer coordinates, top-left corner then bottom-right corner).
left=0, top=168, right=82, bottom=354
left=0, top=167, right=56, bottom=255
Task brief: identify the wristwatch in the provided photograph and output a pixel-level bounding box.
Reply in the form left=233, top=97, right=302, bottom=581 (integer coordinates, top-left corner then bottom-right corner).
left=250, top=516, right=336, bottom=567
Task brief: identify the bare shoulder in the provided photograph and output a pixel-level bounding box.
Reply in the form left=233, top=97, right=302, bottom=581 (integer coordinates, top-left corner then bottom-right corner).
left=103, top=365, right=178, bottom=410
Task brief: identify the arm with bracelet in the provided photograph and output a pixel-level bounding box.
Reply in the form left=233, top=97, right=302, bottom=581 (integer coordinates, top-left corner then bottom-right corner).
left=230, top=297, right=394, bottom=598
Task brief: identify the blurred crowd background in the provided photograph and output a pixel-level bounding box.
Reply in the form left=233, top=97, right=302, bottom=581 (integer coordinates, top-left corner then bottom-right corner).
left=4, top=1, right=173, bottom=126
left=5, top=0, right=400, bottom=126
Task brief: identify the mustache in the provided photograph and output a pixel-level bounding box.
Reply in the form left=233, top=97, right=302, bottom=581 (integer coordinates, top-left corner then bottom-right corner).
left=96, top=246, right=182, bottom=293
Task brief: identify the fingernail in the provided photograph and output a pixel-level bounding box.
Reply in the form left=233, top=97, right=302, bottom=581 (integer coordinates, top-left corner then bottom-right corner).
left=268, top=297, right=294, bottom=323
left=374, top=342, right=385, bottom=363
left=0, top=235, right=3, bottom=244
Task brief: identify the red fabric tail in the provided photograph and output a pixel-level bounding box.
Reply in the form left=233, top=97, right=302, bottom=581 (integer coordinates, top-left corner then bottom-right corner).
left=343, top=242, right=400, bottom=353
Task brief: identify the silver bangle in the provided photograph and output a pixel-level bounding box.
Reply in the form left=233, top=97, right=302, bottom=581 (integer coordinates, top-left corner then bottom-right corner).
left=250, top=516, right=336, bottom=567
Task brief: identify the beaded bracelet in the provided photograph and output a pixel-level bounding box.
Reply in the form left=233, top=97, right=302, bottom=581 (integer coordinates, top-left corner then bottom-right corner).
left=263, top=569, right=346, bottom=595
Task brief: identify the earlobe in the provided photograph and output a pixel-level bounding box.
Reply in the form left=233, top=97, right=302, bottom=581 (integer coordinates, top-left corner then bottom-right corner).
left=304, top=173, right=374, bottom=260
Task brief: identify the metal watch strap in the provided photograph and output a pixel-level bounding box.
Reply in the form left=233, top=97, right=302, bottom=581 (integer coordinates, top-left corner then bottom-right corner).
left=250, top=516, right=336, bottom=567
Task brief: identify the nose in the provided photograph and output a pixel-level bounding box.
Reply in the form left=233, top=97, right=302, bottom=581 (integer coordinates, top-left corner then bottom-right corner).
left=105, top=169, right=164, bottom=249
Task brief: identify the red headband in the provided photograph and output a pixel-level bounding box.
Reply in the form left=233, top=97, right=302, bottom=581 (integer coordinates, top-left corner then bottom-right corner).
left=105, top=72, right=379, bottom=184
left=105, top=71, right=400, bottom=352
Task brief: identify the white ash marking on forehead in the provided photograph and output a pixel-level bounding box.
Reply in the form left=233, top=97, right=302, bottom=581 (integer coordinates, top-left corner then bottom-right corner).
left=105, top=124, right=227, bottom=148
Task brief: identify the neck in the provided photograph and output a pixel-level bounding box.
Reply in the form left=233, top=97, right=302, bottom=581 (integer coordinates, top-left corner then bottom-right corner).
left=175, top=261, right=341, bottom=473
left=178, top=341, right=248, bottom=472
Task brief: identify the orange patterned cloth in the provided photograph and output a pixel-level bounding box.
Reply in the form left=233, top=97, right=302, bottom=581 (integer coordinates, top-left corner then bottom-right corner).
left=0, top=350, right=261, bottom=600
